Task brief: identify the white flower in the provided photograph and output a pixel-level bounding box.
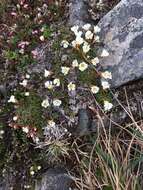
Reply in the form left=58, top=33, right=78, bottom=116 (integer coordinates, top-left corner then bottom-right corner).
left=76, top=31, right=83, bottom=37
left=71, top=40, right=77, bottom=48
left=71, top=25, right=79, bottom=34
left=20, top=79, right=28, bottom=87
left=94, top=35, right=100, bottom=42
left=48, top=120, right=56, bottom=127
left=25, top=92, right=30, bottom=96
left=101, top=80, right=110, bottom=89
left=101, top=71, right=112, bottom=79
left=72, top=59, right=79, bottom=68
left=53, top=78, right=60, bottom=87
left=41, top=99, right=50, bottom=108
left=22, top=127, right=29, bottom=133
left=38, top=12, right=42, bottom=18
left=61, top=40, right=69, bottom=48
left=75, top=36, right=84, bottom=45
left=94, top=25, right=101, bottom=33
left=68, top=82, right=76, bottom=91
left=91, top=57, right=99, bottom=66
left=104, top=101, right=113, bottom=111
left=19, top=49, right=24, bottom=54
left=25, top=74, right=30, bottom=79
left=13, top=116, right=18, bottom=121
left=0, top=130, right=4, bottom=135
left=61, top=66, right=70, bottom=75
left=35, top=137, right=40, bottom=143
left=8, top=95, right=17, bottom=103
left=79, top=62, right=88, bottom=71
left=45, top=81, right=53, bottom=89
left=91, top=86, right=99, bottom=94
left=85, top=30, right=93, bottom=40
left=101, top=49, right=109, bottom=57
left=39, top=35, right=45, bottom=41
left=53, top=99, right=62, bottom=107
left=82, top=42, right=90, bottom=53
left=37, top=166, right=41, bottom=170
left=82, top=23, right=91, bottom=31
left=44, top=69, right=51, bottom=77
left=30, top=171, right=35, bottom=176
left=71, top=30, right=83, bottom=46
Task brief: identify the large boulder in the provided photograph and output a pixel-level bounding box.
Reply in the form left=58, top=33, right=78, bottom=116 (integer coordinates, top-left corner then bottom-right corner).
left=99, top=0, right=143, bottom=87
left=69, top=0, right=143, bottom=87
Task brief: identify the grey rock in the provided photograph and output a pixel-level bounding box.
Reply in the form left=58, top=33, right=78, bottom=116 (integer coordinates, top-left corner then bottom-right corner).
left=35, top=168, right=73, bottom=190
left=69, top=0, right=90, bottom=26
left=75, top=109, right=129, bottom=136
left=75, top=109, right=92, bottom=136
left=99, top=0, right=143, bottom=87
left=0, top=85, right=7, bottom=99
left=0, top=181, right=6, bottom=190
left=69, top=0, right=143, bottom=87
left=0, top=178, right=10, bottom=190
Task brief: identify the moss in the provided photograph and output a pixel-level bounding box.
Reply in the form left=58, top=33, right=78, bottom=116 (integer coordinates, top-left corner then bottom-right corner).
left=42, top=25, right=52, bottom=39
left=78, top=68, right=99, bottom=86
left=52, top=40, right=61, bottom=51
left=15, top=93, right=45, bottom=131
left=19, top=54, right=36, bottom=69
left=4, top=50, right=19, bottom=61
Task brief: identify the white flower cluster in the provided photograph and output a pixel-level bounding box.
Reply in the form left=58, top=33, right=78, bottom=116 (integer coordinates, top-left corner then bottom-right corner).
left=19, top=73, right=30, bottom=96
left=42, top=69, right=62, bottom=108
left=44, top=70, right=60, bottom=89
left=61, top=24, right=113, bottom=111
left=20, top=73, right=30, bottom=87
left=8, top=23, right=113, bottom=143
left=7, top=74, right=31, bottom=128
left=41, top=98, right=62, bottom=108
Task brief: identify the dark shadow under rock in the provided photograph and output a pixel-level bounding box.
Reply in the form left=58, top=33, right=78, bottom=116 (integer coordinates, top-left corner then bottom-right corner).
left=75, top=80, right=143, bottom=136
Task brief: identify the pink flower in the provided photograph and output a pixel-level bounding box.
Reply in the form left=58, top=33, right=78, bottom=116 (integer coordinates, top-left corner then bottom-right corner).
left=20, top=0, right=25, bottom=5
left=9, top=31, right=14, bottom=37
left=31, top=49, right=38, bottom=59
left=18, top=41, right=30, bottom=48
left=23, top=4, right=28, bottom=8
left=11, top=12, right=17, bottom=16
left=32, top=30, right=38, bottom=35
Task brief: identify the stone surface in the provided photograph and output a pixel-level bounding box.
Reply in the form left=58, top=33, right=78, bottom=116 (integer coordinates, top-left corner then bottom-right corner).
left=35, top=168, right=73, bottom=190
left=99, top=0, right=143, bottom=87
left=75, top=109, right=92, bottom=136
left=69, top=0, right=89, bottom=26
left=0, top=85, right=7, bottom=100
left=0, top=180, right=6, bottom=190
left=69, top=0, right=143, bottom=88
left=0, top=178, right=10, bottom=190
